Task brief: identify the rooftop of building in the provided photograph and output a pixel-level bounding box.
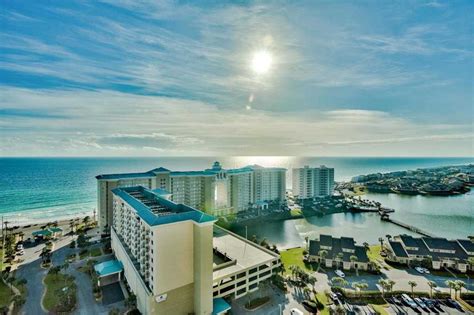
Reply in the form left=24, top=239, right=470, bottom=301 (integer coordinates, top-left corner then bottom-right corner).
left=212, top=226, right=279, bottom=280
left=393, top=235, right=472, bottom=262
left=308, top=235, right=369, bottom=263
left=96, top=162, right=285, bottom=180
left=389, top=241, right=409, bottom=258
left=112, top=186, right=215, bottom=226
left=457, top=239, right=474, bottom=253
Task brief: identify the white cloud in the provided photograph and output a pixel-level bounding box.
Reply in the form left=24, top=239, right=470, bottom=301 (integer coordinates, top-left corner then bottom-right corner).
left=0, top=87, right=472, bottom=157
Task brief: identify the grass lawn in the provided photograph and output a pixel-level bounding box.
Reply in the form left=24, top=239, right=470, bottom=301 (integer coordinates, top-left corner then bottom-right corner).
left=315, top=291, right=330, bottom=315
left=0, top=280, right=13, bottom=308
left=370, top=303, right=389, bottom=315
left=89, top=247, right=102, bottom=257
left=280, top=247, right=317, bottom=275
left=290, top=208, right=302, bottom=217
left=367, top=245, right=383, bottom=262
left=43, top=272, right=76, bottom=312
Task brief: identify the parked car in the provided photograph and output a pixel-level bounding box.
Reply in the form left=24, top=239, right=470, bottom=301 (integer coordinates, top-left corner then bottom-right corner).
left=448, top=299, right=464, bottom=311
left=401, top=294, right=418, bottom=309
left=335, top=269, right=345, bottom=278
left=421, top=298, right=437, bottom=311
left=414, top=298, right=429, bottom=311
left=16, top=243, right=24, bottom=251
left=391, top=296, right=402, bottom=306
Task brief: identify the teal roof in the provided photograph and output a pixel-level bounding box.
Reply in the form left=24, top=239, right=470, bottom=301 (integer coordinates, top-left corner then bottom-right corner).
left=32, top=230, right=52, bottom=236
left=97, top=163, right=286, bottom=180
left=49, top=227, right=63, bottom=233
left=112, top=186, right=216, bottom=226
left=94, top=260, right=123, bottom=277
left=213, top=298, right=231, bottom=315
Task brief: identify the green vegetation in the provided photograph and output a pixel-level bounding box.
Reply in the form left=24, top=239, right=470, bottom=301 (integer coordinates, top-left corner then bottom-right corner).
left=43, top=268, right=77, bottom=313
left=89, top=247, right=102, bottom=257
left=315, top=292, right=330, bottom=315
left=0, top=279, right=13, bottom=308
left=370, top=303, right=389, bottom=315
left=280, top=247, right=315, bottom=275
left=290, top=208, right=302, bottom=217
left=367, top=245, right=383, bottom=262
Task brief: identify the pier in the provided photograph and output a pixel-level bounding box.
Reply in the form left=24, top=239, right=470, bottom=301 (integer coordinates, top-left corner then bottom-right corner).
left=381, top=216, right=435, bottom=237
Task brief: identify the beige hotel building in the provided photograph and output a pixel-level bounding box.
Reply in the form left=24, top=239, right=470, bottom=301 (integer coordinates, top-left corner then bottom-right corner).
left=96, top=161, right=286, bottom=231
left=107, top=185, right=280, bottom=315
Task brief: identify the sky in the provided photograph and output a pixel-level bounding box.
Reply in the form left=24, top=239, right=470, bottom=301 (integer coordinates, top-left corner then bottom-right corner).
left=0, top=0, right=473, bottom=157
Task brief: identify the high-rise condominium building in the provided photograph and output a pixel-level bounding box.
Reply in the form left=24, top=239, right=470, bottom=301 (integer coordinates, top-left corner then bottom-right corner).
left=109, top=186, right=280, bottom=314
left=292, top=165, right=335, bottom=199
left=96, top=162, right=286, bottom=231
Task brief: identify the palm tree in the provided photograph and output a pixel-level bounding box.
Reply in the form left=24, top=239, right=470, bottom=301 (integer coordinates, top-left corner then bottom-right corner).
left=386, top=280, right=396, bottom=293
left=332, top=276, right=347, bottom=288
left=454, top=280, right=466, bottom=299
left=378, top=237, right=384, bottom=250
left=352, top=282, right=360, bottom=297
left=317, top=249, right=328, bottom=271
left=408, top=281, right=417, bottom=297
left=445, top=280, right=455, bottom=297
left=378, top=279, right=387, bottom=297
left=358, top=282, right=369, bottom=297
left=427, top=281, right=437, bottom=298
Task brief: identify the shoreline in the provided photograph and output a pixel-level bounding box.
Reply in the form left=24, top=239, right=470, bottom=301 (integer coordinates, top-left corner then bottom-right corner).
left=1, top=210, right=95, bottom=228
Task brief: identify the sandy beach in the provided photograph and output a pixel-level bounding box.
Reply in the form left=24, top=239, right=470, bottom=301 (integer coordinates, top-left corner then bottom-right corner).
left=1, top=215, right=96, bottom=240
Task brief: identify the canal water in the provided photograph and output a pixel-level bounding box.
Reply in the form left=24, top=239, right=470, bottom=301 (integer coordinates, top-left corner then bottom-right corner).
left=233, top=190, right=473, bottom=249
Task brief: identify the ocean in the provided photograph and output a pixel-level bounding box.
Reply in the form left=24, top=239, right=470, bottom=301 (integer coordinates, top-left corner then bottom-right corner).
left=0, top=157, right=473, bottom=237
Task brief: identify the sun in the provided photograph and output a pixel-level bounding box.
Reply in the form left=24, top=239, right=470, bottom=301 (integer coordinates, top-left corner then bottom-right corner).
left=251, top=50, right=273, bottom=74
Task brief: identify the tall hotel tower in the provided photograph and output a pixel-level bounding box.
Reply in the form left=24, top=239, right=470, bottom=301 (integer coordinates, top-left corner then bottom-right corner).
left=292, top=165, right=335, bottom=199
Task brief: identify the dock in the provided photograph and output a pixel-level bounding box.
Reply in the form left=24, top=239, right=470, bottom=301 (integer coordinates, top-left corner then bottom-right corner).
left=382, top=216, right=435, bottom=237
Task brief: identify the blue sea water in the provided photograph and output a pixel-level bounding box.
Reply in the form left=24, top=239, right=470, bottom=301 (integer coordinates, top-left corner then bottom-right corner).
left=0, top=157, right=473, bottom=233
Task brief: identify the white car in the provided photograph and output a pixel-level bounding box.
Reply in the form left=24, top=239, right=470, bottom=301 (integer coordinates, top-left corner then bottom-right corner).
left=335, top=269, right=345, bottom=278
left=422, top=268, right=430, bottom=274
left=414, top=266, right=425, bottom=274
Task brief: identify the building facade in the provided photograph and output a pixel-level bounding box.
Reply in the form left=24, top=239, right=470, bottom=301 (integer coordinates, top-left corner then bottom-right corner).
left=292, top=165, right=335, bottom=199
left=387, top=235, right=473, bottom=273
left=110, top=185, right=280, bottom=315
left=97, top=162, right=286, bottom=230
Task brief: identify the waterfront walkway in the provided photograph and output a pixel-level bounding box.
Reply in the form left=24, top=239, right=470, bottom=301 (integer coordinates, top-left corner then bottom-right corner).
left=383, top=217, right=435, bottom=237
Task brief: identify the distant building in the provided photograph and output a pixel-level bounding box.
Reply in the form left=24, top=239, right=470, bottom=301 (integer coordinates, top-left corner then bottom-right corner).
left=308, top=234, right=370, bottom=271
left=387, top=235, right=473, bottom=273
left=109, top=186, right=280, bottom=314
left=96, top=162, right=286, bottom=230
left=292, top=165, right=335, bottom=199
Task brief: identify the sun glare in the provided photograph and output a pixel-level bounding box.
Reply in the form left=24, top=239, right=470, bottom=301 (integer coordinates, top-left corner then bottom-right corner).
left=251, top=50, right=273, bottom=74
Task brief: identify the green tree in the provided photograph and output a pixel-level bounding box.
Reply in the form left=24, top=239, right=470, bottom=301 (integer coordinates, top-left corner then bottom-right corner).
left=378, top=279, right=388, bottom=297
left=408, top=281, right=417, bottom=297
left=445, top=280, right=455, bottom=297
left=427, top=281, right=437, bottom=298
left=386, top=279, right=396, bottom=293
left=454, top=280, right=466, bottom=299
